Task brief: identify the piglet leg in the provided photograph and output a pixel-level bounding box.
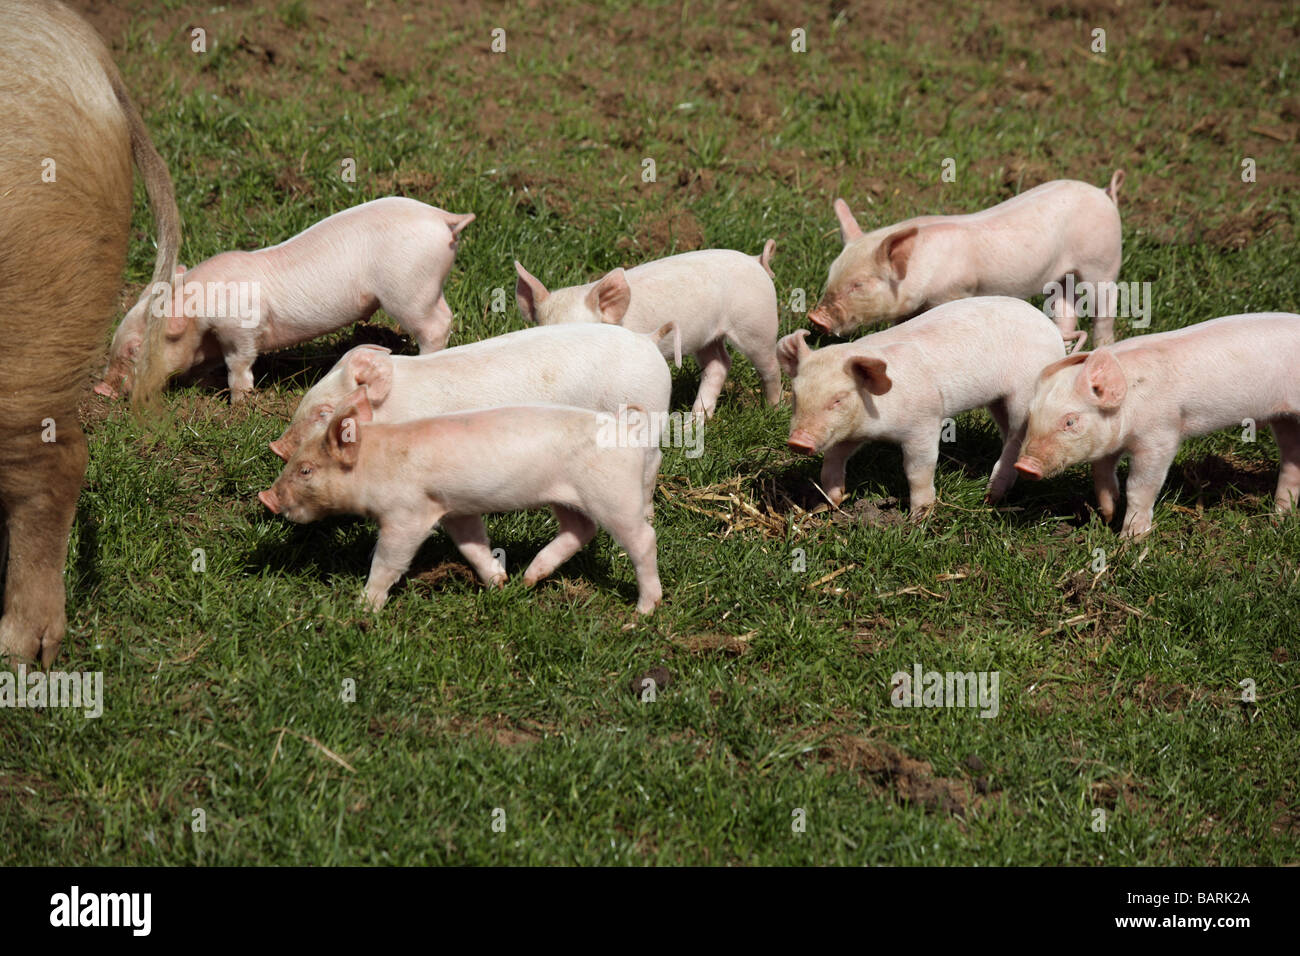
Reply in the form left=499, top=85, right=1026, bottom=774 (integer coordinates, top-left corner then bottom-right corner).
left=442, top=514, right=507, bottom=587
left=224, top=343, right=258, bottom=404
left=1269, top=419, right=1300, bottom=514
left=363, top=514, right=437, bottom=610
left=592, top=503, right=662, bottom=614
left=1119, top=436, right=1179, bottom=538
left=1049, top=280, right=1078, bottom=338
left=818, top=440, right=858, bottom=507
left=1092, top=452, right=1122, bottom=524
left=985, top=398, right=1026, bottom=504
left=902, top=434, right=941, bottom=517
left=691, top=341, right=732, bottom=418
left=522, top=505, right=597, bottom=586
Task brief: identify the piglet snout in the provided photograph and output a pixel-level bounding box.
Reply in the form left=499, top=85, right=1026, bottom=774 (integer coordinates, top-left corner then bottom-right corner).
left=268, top=440, right=290, bottom=462
left=93, top=381, right=119, bottom=399
left=787, top=430, right=818, bottom=455
left=258, top=489, right=281, bottom=513
left=1014, top=456, right=1044, bottom=480
left=808, top=309, right=833, bottom=334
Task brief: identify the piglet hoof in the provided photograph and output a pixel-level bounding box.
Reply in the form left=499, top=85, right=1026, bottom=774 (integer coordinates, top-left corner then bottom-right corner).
left=815, top=487, right=845, bottom=510
left=635, top=595, right=661, bottom=615
left=908, top=502, right=936, bottom=523
left=488, top=572, right=508, bottom=589
left=360, top=590, right=389, bottom=612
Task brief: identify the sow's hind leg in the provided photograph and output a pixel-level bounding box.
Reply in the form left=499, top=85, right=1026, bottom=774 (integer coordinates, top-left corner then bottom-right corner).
left=0, top=424, right=89, bottom=665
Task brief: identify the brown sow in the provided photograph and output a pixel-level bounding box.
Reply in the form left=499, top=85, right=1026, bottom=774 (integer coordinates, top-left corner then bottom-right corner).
left=0, top=0, right=180, bottom=664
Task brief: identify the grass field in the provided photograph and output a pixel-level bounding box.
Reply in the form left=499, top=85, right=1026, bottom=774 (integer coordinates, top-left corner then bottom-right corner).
left=2, top=0, right=1298, bottom=865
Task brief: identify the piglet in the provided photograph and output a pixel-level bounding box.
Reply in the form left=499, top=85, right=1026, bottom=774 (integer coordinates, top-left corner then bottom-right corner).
left=259, top=391, right=664, bottom=613
left=781, top=296, right=1067, bottom=515
left=1015, top=312, right=1300, bottom=537
left=810, top=173, right=1124, bottom=346
left=270, top=324, right=674, bottom=525
left=97, top=196, right=474, bottom=403
left=515, top=243, right=780, bottom=416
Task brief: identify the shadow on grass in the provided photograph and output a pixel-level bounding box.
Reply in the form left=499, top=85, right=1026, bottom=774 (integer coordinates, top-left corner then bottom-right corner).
left=252, top=322, right=413, bottom=393
left=72, top=511, right=101, bottom=595
left=166, top=322, right=416, bottom=401
left=668, top=360, right=701, bottom=412
left=1167, top=452, right=1278, bottom=510
left=1011, top=451, right=1284, bottom=534
left=244, top=512, right=638, bottom=608
left=763, top=432, right=1108, bottom=532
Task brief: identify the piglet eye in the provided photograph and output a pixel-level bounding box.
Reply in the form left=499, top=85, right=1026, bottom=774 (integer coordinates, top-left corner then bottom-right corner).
left=1064, top=417, right=1077, bottom=429
left=299, top=465, right=313, bottom=477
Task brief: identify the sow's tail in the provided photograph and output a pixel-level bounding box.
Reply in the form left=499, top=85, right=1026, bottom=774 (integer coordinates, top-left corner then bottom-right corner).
left=113, top=75, right=181, bottom=410
left=648, top=321, right=683, bottom=369
left=1104, top=169, right=1125, bottom=208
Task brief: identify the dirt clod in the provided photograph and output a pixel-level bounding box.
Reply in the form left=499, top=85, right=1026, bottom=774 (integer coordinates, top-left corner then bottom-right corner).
left=818, top=736, right=975, bottom=816
left=629, top=666, right=671, bottom=698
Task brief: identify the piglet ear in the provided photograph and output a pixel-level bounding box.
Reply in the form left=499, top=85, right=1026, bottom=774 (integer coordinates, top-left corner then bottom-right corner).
left=776, top=329, right=812, bottom=378
left=340, top=386, right=374, bottom=424
left=589, top=268, right=631, bottom=324
left=846, top=355, right=892, bottom=395
left=345, top=347, right=394, bottom=404
left=878, top=226, right=918, bottom=281
left=1080, top=350, right=1127, bottom=410
left=1038, top=351, right=1088, bottom=383
left=326, top=399, right=366, bottom=466
left=833, top=198, right=863, bottom=244
left=514, top=261, right=549, bottom=322
left=163, top=279, right=188, bottom=337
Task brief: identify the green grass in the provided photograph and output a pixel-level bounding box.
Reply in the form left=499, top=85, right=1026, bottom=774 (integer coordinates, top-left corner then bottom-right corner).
left=2, top=0, right=1298, bottom=865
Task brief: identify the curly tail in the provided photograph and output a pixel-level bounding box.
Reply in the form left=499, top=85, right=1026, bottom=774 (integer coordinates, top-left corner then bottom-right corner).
left=649, top=321, right=683, bottom=369
left=756, top=238, right=776, bottom=278
left=1062, top=329, right=1088, bottom=355
left=1104, top=169, right=1125, bottom=208
left=443, top=211, right=476, bottom=243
